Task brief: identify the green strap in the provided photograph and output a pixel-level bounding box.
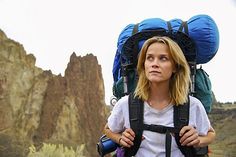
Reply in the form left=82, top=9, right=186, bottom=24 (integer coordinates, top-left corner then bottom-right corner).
left=132, top=23, right=139, bottom=35
left=167, top=21, right=172, bottom=33
left=178, top=21, right=189, bottom=35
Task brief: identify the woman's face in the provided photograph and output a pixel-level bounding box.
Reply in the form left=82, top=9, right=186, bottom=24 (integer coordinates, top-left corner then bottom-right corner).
left=144, top=42, right=176, bottom=84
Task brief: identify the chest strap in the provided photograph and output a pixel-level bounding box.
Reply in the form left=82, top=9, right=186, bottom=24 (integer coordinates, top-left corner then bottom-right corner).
left=143, top=124, right=180, bottom=133
left=143, top=124, right=181, bottom=157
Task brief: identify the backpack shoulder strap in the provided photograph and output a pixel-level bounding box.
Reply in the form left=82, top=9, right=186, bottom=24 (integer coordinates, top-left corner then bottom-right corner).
left=125, top=93, right=144, bottom=157
left=174, top=96, right=196, bottom=157
left=174, top=96, right=190, bottom=128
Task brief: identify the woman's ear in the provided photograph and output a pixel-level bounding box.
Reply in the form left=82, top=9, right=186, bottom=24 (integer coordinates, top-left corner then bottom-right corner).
left=172, top=64, right=177, bottom=73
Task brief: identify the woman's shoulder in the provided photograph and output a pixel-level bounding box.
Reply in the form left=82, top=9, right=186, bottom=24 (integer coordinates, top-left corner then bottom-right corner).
left=118, top=95, right=129, bottom=103
left=113, top=95, right=129, bottom=110
left=189, top=95, right=206, bottom=112
left=188, top=96, right=211, bottom=135
left=189, top=95, right=201, bottom=104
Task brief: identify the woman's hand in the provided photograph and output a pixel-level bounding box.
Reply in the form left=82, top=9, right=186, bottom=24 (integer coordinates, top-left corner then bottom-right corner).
left=119, top=128, right=135, bottom=148
left=179, top=125, right=200, bottom=147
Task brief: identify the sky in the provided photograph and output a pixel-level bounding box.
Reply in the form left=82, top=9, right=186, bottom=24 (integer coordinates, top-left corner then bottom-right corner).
left=0, top=0, right=236, bottom=105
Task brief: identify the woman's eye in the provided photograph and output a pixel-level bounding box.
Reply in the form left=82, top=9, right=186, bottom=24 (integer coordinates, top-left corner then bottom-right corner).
left=160, top=56, right=168, bottom=61
left=146, top=56, right=153, bottom=61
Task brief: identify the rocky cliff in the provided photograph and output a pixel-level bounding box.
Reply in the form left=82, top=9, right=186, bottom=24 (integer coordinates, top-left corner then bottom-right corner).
left=0, top=29, right=107, bottom=157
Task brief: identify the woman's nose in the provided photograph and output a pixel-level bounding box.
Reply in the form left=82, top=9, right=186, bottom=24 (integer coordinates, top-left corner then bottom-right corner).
left=151, top=59, right=159, bottom=68
left=152, top=64, right=158, bottom=68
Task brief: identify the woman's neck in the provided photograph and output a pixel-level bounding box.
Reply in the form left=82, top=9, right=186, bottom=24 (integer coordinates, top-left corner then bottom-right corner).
left=148, top=82, right=171, bottom=110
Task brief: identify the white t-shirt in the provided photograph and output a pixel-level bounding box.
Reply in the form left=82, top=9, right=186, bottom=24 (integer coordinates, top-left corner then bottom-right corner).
left=107, top=95, right=211, bottom=157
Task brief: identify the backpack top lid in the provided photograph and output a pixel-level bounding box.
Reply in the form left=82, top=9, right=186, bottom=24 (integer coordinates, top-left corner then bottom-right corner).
left=112, top=14, right=219, bottom=82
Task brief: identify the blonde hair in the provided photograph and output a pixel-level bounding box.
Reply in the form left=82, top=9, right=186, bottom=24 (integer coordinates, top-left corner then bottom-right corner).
left=134, top=36, right=191, bottom=105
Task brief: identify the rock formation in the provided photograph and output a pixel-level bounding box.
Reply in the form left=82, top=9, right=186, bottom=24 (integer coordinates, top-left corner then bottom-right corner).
left=0, top=29, right=107, bottom=157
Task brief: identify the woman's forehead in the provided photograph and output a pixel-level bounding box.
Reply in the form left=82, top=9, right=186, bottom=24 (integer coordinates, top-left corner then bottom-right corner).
left=146, top=42, right=170, bottom=54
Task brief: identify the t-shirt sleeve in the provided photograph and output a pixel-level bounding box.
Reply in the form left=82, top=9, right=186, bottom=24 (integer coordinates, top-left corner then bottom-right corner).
left=189, top=96, right=212, bottom=136
left=107, top=96, right=127, bottom=133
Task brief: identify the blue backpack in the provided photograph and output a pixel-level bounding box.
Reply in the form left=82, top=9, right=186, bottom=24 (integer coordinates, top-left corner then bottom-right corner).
left=112, top=14, right=219, bottom=113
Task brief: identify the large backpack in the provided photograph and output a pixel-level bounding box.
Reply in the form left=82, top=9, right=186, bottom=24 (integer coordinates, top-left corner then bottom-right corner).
left=112, top=14, right=219, bottom=113
left=97, top=14, right=219, bottom=157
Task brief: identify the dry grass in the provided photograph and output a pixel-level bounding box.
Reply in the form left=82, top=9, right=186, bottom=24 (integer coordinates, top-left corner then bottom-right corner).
left=208, top=104, right=236, bottom=157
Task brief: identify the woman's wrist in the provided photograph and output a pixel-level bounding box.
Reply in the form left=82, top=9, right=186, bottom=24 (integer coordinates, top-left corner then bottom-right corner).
left=118, top=136, right=122, bottom=145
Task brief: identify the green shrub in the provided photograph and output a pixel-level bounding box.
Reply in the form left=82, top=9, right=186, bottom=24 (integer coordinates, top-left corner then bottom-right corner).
left=27, top=143, right=85, bottom=157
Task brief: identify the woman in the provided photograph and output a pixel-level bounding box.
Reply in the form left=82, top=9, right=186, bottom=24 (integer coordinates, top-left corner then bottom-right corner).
left=104, top=36, right=215, bottom=157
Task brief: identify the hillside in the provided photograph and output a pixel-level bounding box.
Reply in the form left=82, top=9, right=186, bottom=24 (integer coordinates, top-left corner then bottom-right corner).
left=208, top=104, right=236, bottom=157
